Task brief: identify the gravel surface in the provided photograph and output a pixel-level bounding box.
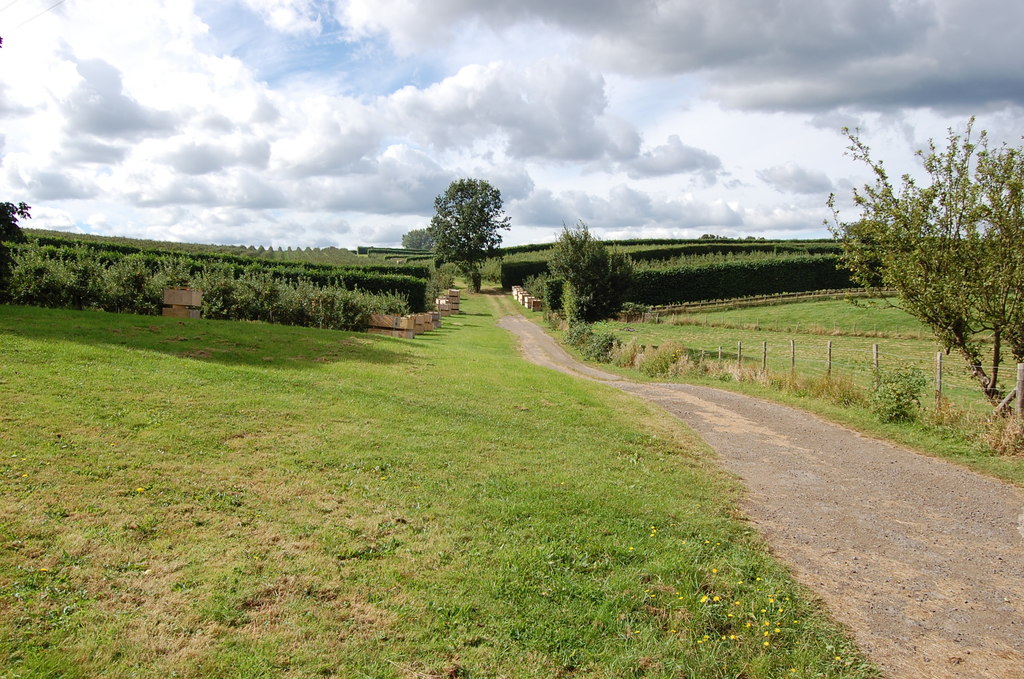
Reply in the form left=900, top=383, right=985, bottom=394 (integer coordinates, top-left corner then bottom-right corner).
left=498, top=315, right=1024, bottom=679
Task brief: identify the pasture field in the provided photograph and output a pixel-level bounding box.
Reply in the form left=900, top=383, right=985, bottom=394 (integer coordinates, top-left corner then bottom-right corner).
left=0, top=298, right=874, bottom=678
left=600, top=300, right=1009, bottom=415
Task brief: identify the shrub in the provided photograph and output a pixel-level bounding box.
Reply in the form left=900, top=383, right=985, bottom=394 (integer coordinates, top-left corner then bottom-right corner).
left=637, top=341, right=687, bottom=378
left=580, top=331, right=616, bottom=363
left=544, top=277, right=564, bottom=312
left=870, top=365, right=927, bottom=422
left=563, top=322, right=593, bottom=348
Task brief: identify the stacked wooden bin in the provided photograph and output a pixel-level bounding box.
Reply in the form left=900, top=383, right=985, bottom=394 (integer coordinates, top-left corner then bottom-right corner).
left=162, top=287, right=202, bottom=319
left=511, top=286, right=542, bottom=312
left=368, top=289, right=460, bottom=339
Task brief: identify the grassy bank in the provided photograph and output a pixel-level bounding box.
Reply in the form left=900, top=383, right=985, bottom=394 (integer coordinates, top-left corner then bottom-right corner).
left=0, top=299, right=875, bottom=678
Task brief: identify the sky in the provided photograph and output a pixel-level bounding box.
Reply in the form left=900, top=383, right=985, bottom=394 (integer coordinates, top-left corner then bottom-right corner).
left=1, top=0, right=1022, bottom=249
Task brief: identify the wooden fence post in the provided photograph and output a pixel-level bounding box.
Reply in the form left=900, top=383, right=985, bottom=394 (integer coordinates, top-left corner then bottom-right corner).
left=935, top=351, right=943, bottom=408
left=872, top=343, right=879, bottom=372
left=826, top=341, right=832, bottom=377
left=718, top=346, right=723, bottom=363
left=1017, top=363, right=1024, bottom=418
left=790, top=339, right=795, bottom=378
left=762, top=341, right=767, bottom=373
left=737, top=341, right=743, bottom=368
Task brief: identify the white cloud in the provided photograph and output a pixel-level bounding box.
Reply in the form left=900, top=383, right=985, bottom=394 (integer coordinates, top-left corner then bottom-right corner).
left=756, top=163, right=833, bottom=195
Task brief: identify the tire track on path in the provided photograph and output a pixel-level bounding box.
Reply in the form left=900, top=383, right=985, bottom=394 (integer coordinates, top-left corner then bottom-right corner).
left=497, top=314, right=1024, bottom=679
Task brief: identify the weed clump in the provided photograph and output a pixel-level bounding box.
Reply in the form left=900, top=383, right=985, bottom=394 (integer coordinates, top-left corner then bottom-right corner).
left=870, top=366, right=926, bottom=422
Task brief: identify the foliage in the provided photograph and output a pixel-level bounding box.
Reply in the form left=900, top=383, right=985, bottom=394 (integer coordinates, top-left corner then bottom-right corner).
left=548, top=222, right=633, bottom=323
left=830, top=119, right=1024, bottom=402
left=544, top=277, right=564, bottom=312
left=627, top=255, right=851, bottom=306
left=8, top=240, right=428, bottom=312
left=426, top=262, right=457, bottom=306
left=401, top=228, right=435, bottom=251
left=562, top=322, right=593, bottom=348
left=429, top=178, right=510, bottom=292
left=4, top=244, right=408, bottom=331
left=869, top=366, right=927, bottom=422
left=581, top=331, right=616, bottom=362
left=0, top=201, right=30, bottom=299
left=0, top=201, right=30, bottom=242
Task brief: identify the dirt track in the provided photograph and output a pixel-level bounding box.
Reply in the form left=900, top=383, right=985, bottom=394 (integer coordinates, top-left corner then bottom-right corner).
left=497, top=314, right=1024, bottom=679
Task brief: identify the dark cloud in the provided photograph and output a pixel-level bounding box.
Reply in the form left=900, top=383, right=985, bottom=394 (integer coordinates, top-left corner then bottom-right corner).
left=62, top=59, right=177, bottom=140
left=358, top=0, right=1024, bottom=112
left=624, top=135, right=723, bottom=182
left=756, top=163, right=833, bottom=195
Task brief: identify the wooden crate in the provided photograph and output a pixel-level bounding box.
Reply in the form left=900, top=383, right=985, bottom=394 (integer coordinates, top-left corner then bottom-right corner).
left=368, top=328, right=415, bottom=339
left=162, top=305, right=200, bottom=319
left=370, top=313, right=402, bottom=330
left=163, top=287, right=203, bottom=307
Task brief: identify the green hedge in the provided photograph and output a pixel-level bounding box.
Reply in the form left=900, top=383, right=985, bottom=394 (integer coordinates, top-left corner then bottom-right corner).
left=30, top=235, right=430, bottom=281
left=625, top=255, right=853, bottom=306
left=17, top=242, right=429, bottom=311
left=498, top=240, right=840, bottom=288
left=5, top=243, right=428, bottom=314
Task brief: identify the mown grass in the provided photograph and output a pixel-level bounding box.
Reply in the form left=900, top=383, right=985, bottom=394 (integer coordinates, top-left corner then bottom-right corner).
left=0, top=299, right=876, bottom=678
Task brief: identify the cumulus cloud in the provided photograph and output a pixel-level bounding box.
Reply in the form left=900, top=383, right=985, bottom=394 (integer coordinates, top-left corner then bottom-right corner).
left=61, top=59, right=177, bottom=140
left=624, top=135, right=723, bottom=182
left=756, top=163, right=833, bottom=195
left=511, top=185, right=743, bottom=230
left=389, top=60, right=639, bottom=162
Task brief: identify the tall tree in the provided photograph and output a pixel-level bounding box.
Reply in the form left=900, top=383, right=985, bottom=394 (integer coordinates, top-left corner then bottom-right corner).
left=0, top=201, right=30, bottom=300
left=401, top=228, right=435, bottom=251
left=829, top=120, right=1024, bottom=402
left=428, top=179, right=510, bottom=292
left=548, top=221, right=633, bottom=323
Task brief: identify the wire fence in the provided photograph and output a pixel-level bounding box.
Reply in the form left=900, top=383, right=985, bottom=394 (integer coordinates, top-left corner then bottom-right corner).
left=649, top=328, right=1022, bottom=415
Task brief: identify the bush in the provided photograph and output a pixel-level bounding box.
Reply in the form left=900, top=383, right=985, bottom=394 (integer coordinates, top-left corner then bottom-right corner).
left=637, top=341, right=687, bottom=378
left=580, top=331, right=616, bottom=363
left=563, top=322, right=593, bottom=348
left=870, top=365, right=927, bottom=422
left=544, top=278, right=564, bottom=312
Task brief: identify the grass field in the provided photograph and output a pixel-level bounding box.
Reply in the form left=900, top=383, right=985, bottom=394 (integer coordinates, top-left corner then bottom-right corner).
left=599, top=300, right=1012, bottom=416
left=661, top=299, right=929, bottom=339
left=0, top=297, right=875, bottom=678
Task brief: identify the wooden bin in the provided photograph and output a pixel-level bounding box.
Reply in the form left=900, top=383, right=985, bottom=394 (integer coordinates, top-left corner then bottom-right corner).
left=162, top=287, right=202, bottom=319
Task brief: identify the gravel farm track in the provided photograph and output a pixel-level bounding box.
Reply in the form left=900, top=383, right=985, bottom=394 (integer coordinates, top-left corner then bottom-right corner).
left=497, top=313, right=1024, bottom=679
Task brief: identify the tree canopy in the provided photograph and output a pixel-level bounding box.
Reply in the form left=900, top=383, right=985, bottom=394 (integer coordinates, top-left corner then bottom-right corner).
left=829, top=120, right=1024, bottom=403
left=401, top=227, right=435, bottom=251
left=548, top=221, right=633, bottom=323
left=428, top=179, right=510, bottom=292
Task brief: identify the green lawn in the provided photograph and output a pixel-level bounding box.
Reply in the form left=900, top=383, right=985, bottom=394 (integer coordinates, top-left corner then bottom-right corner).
left=0, top=298, right=875, bottom=678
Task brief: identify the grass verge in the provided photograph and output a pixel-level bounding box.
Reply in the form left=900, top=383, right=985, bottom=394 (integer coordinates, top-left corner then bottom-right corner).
left=0, top=299, right=876, bottom=678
